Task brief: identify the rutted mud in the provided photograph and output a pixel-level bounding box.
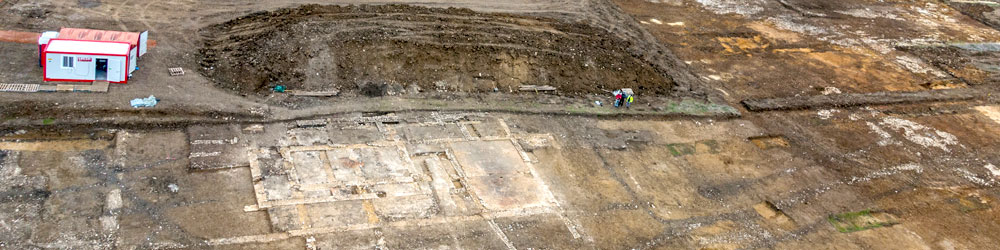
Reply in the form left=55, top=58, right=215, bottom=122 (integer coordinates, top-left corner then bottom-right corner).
left=198, top=4, right=676, bottom=96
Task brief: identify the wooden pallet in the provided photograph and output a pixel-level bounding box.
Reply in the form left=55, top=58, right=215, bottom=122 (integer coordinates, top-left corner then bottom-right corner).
left=0, top=83, right=40, bottom=93
left=168, top=67, right=185, bottom=76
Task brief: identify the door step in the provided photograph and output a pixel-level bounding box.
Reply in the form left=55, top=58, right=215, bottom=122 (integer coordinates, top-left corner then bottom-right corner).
left=37, top=81, right=110, bottom=93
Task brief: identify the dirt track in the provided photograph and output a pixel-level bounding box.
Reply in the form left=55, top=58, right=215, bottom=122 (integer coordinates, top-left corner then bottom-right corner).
left=199, top=4, right=676, bottom=97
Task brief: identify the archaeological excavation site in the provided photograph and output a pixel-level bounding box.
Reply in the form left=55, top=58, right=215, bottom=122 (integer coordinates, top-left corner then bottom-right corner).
left=2, top=0, right=1000, bottom=249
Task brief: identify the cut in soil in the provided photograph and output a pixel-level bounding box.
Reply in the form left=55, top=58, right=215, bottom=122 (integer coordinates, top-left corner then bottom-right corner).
left=198, top=4, right=676, bottom=97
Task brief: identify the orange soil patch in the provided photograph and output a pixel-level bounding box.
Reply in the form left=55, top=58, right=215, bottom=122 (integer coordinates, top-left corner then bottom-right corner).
left=0, top=30, right=157, bottom=47
left=0, top=30, right=40, bottom=44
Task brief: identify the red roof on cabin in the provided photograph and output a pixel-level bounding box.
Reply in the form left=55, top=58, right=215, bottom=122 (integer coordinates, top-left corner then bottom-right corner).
left=57, top=28, right=140, bottom=47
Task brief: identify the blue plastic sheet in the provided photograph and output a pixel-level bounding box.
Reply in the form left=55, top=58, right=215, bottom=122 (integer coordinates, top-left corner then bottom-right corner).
left=130, top=95, right=158, bottom=108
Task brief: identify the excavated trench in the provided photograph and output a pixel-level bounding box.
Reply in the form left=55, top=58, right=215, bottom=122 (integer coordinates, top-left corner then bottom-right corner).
left=198, top=4, right=677, bottom=97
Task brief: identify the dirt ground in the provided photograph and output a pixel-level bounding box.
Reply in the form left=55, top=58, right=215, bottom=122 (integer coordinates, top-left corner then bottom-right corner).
left=1, top=0, right=1000, bottom=249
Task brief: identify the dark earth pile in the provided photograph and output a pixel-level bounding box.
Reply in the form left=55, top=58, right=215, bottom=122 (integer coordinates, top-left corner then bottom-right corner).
left=198, top=4, right=675, bottom=96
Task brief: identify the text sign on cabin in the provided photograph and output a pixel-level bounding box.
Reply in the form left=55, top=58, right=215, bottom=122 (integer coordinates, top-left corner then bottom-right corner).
left=77, top=57, right=93, bottom=62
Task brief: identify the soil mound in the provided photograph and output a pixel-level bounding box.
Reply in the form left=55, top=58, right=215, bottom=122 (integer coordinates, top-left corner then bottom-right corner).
left=198, top=4, right=675, bottom=96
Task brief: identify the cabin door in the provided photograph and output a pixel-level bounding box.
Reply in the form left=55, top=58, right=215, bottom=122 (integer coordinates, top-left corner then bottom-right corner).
left=107, top=58, right=123, bottom=82
left=95, top=59, right=108, bottom=81
left=139, top=31, right=149, bottom=56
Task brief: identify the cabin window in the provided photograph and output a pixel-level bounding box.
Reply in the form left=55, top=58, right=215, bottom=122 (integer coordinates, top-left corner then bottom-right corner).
left=61, top=56, right=75, bottom=68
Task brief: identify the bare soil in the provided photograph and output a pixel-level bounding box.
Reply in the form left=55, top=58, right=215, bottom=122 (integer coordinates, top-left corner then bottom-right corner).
left=3, top=0, right=1000, bottom=249
left=902, top=44, right=1000, bottom=86
left=949, top=2, right=1000, bottom=31
left=198, top=4, right=676, bottom=97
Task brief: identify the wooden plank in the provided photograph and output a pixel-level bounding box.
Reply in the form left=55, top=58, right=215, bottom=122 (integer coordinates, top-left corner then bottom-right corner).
left=56, top=85, right=75, bottom=92
left=287, top=90, right=339, bottom=97
left=518, top=85, right=557, bottom=92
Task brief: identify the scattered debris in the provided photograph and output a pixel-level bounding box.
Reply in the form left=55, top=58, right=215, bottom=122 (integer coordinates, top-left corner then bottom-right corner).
left=817, top=109, right=839, bottom=119
left=867, top=121, right=899, bottom=146
left=243, top=124, right=265, bottom=133
left=742, top=89, right=979, bottom=111
left=189, top=152, right=222, bottom=158
left=167, top=183, right=179, bottom=193
left=306, top=236, right=317, bottom=250
left=190, top=137, right=239, bottom=145
left=694, top=0, right=765, bottom=16
left=956, top=168, right=995, bottom=186
left=894, top=55, right=947, bottom=77
left=295, top=119, right=327, bottom=128
left=985, top=164, right=1000, bottom=178
left=877, top=117, right=959, bottom=152
left=845, top=164, right=924, bottom=185
left=130, top=95, right=159, bottom=108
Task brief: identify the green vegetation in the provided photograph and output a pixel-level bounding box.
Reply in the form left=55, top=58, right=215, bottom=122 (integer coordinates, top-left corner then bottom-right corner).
left=662, top=99, right=739, bottom=116
left=828, top=209, right=895, bottom=233
left=42, top=118, right=55, bottom=125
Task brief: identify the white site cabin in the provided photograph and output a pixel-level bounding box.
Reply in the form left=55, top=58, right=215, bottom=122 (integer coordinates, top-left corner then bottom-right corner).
left=39, top=28, right=148, bottom=84
left=43, top=40, right=131, bottom=83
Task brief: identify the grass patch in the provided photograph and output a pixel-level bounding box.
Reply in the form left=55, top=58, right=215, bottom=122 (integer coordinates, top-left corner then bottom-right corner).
left=662, top=99, right=739, bottom=116
left=42, top=118, right=55, bottom=125
left=828, top=209, right=896, bottom=233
